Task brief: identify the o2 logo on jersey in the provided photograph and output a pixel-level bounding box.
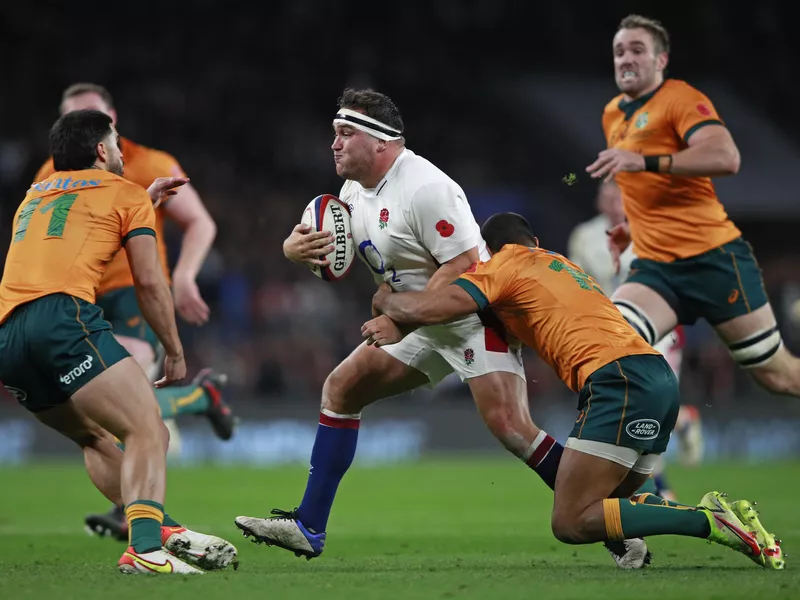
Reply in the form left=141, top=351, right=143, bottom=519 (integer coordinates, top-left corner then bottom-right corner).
left=358, top=240, right=400, bottom=283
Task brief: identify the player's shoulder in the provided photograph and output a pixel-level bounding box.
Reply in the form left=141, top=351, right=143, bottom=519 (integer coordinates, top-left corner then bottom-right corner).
left=661, top=79, right=708, bottom=100
left=399, top=150, right=462, bottom=196
left=104, top=172, right=151, bottom=204
left=603, top=93, right=626, bottom=116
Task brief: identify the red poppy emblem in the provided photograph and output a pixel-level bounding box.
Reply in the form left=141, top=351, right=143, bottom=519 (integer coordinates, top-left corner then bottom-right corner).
left=696, top=103, right=712, bottom=116
left=436, top=220, right=455, bottom=238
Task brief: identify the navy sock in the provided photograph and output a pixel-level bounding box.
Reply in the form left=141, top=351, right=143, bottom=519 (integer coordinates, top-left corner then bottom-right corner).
left=653, top=473, right=671, bottom=496
left=524, top=432, right=563, bottom=490
left=296, top=410, right=360, bottom=533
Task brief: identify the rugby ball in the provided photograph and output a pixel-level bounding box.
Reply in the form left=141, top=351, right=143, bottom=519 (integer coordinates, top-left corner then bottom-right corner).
left=300, top=194, right=355, bottom=281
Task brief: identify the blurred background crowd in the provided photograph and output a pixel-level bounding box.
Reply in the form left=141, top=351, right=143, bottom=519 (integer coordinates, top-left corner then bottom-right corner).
left=2, top=0, right=799, bottom=412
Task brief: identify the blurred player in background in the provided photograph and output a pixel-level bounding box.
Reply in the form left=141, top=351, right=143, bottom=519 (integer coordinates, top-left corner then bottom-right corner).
left=362, top=212, right=782, bottom=570
left=586, top=16, right=800, bottom=405
left=568, top=180, right=703, bottom=500
left=0, top=110, right=237, bottom=574
left=34, top=83, right=236, bottom=541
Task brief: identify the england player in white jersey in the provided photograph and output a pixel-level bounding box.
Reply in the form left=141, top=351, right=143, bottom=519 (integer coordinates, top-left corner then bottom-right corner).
left=567, top=180, right=704, bottom=500
left=234, top=88, right=592, bottom=562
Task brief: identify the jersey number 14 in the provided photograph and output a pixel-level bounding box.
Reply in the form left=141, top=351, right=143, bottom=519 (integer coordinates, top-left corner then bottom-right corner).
left=12, top=193, right=78, bottom=243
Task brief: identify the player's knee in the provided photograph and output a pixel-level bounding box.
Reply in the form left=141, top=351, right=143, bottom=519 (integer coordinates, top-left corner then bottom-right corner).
left=751, top=362, right=799, bottom=396
left=321, top=369, right=356, bottom=414
left=614, top=300, right=658, bottom=346
left=728, top=327, right=798, bottom=394
left=481, top=404, right=528, bottom=457
left=551, top=510, right=587, bottom=545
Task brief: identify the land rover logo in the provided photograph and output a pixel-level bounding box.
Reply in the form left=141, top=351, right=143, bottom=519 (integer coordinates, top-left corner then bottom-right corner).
left=4, top=386, right=27, bottom=402
left=626, top=418, right=660, bottom=440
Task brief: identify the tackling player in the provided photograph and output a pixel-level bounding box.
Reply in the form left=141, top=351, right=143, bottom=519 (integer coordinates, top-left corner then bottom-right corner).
left=35, top=83, right=236, bottom=540
left=363, top=212, right=783, bottom=570
left=0, top=110, right=237, bottom=574
left=567, top=180, right=703, bottom=500
left=586, top=15, right=800, bottom=402
left=235, top=88, right=578, bottom=560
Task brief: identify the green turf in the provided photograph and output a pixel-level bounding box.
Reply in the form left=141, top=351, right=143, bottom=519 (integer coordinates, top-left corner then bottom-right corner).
left=0, top=460, right=797, bottom=599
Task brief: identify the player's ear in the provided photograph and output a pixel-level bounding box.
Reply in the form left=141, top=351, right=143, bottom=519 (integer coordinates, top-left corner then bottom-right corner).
left=533, top=236, right=540, bottom=247
left=96, top=140, right=108, bottom=164
left=375, top=139, right=387, bottom=153
left=656, top=52, right=669, bottom=73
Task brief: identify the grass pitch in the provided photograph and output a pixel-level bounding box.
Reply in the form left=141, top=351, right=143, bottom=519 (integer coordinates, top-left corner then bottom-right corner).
left=0, top=460, right=798, bottom=599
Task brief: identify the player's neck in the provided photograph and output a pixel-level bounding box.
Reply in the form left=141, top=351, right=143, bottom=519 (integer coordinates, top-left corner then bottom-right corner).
left=622, top=77, right=664, bottom=102
left=358, top=145, right=405, bottom=189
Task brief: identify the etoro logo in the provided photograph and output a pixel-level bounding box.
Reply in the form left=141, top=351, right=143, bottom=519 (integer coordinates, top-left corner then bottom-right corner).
left=625, top=418, right=660, bottom=440
left=60, top=355, right=94, bottom=385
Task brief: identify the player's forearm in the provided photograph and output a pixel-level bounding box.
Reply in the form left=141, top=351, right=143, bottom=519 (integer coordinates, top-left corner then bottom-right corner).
left=379, top=292, right=436, bottom=325
left=669, top=142, right=740, bottom=177
left=426, top=262, right=467, bottom=291
left=135, top=278, right=183, bottom=357
left=172, top=219, right=217, bottom=283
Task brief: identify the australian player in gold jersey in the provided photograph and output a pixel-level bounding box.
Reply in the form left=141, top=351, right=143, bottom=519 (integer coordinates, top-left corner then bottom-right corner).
left=0, top=110, right=237, bottom=574
left=362, top=212, right=783, bottom=569
left=36, top=83, right=236, bottom=539
left=586, top=15, right=800, bottom=401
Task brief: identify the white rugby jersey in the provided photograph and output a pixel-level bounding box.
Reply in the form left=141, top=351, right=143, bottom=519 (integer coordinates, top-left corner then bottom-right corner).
left=567, top=213, right=635, bottom=296
left=340, top=149, right=487, bottom=292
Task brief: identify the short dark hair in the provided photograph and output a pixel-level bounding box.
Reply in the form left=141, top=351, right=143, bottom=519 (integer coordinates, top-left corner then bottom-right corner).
left=50, top=110, right=114, bottom=171
left=618, top=14, right=670, bottom=55
left=338, top=88, right=404, bottom=135
left=481, top=213, right=537, bottom=254
left=61, top=82, right=115, bottom=111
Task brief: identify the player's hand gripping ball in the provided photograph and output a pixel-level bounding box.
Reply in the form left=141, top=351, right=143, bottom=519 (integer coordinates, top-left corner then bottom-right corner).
left=299, top=194, right=356, bottom=281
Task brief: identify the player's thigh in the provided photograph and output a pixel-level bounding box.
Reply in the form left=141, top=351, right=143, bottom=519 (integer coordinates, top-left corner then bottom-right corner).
left=71, top=356, right=165, bottom=442
left=322, top=340, right=432, bottom=413
left=682, top=237, right=770, bottom=329
left=611, top=281, right=679, bottom=346
left=569, top=354, right=680, bottom=463
left=33, top=399, right=116, bottom=449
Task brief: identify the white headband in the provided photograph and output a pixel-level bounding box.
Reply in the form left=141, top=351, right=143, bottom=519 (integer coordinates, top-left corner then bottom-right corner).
left=333, top=108, right=402, bottom=141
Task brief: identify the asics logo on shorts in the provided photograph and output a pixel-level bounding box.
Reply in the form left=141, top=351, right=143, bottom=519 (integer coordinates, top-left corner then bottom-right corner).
left=625, top=419, right=660, bottom=440
left=59, top=355, right=94, bottom=385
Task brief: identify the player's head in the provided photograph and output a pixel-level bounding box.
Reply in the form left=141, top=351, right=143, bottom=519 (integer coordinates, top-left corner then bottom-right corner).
left=596, top=179, right=625, bottom=225
left=60, top=83, right=118, bottom=125
left=331, top=88, right=405, bottom=184
left=50, top=109, right=124, bottom=176
left=613, top=15, right=670, bottom=98
left=481, top=213, right=539, bottom=255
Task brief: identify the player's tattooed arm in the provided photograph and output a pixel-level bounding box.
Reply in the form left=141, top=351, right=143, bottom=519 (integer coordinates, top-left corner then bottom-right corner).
left=366, top=284, right=478, bottom=335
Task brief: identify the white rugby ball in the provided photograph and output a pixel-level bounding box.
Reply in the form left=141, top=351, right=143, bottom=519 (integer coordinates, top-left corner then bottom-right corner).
left=300, top=194, right=356, bottom=281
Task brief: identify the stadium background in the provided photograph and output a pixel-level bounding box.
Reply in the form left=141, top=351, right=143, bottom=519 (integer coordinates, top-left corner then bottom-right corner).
left=1, top=0, right=799, bottom=466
